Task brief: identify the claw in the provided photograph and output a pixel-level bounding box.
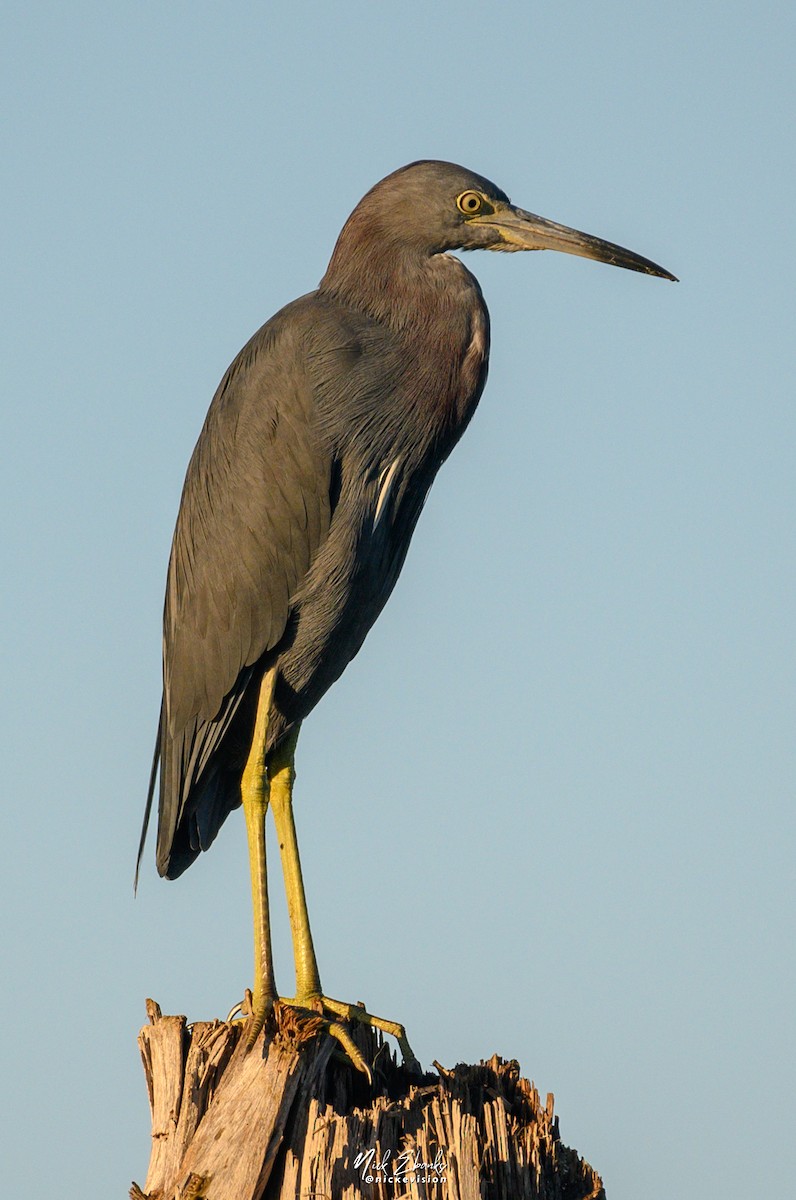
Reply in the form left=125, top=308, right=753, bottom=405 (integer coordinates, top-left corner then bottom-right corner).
left=325, top=1021, right=373, bottom=1082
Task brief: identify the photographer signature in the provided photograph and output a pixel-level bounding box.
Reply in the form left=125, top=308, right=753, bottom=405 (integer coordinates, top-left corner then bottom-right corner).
left=353, top=1146, right=448, bottom=1185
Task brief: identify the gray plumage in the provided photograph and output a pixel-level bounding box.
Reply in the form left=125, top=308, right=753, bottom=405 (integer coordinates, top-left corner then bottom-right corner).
left=139, top=159, right=674, bottom=883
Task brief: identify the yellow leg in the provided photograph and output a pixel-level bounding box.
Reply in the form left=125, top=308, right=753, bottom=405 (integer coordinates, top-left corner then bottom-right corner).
left=268, top=725, right=322, bottom=1004
left=267, top=728, right=420, bottom=1075
left=240, top=667, right=277, bottom=1047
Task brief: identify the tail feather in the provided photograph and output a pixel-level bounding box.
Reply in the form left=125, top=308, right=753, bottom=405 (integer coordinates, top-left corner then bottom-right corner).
left=134, top=699, right=163, bottom=894
left=141, top=666, right=259, bottom=884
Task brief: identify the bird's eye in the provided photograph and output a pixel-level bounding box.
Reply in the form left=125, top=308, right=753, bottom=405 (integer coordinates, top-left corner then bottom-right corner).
left=456, top=191, right=484, bottom=216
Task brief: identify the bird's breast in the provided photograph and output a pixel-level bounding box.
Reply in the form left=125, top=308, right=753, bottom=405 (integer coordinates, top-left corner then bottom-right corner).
left=419, top=254, right=491, bottom=430
left=460, top=304, right=489, bottom=402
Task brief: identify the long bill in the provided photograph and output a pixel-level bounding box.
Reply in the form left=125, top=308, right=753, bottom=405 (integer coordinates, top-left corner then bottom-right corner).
left=480, top=205, right=677, bottom=281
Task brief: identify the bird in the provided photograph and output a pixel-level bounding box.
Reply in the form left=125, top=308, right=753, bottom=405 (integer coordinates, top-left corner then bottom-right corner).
left=138, top=160, right=675, bottom=1072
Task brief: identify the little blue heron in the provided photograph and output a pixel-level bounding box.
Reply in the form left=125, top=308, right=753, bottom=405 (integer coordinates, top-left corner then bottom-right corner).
left=138, top=160, right=675, bottom=1071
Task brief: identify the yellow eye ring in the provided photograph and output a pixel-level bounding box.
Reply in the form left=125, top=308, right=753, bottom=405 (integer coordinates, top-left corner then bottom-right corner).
left=456, top=190, right=483, bottom=216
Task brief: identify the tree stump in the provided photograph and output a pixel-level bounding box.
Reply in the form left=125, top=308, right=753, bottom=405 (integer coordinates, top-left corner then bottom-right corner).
left=132, top=1000, right=604, bottom=1200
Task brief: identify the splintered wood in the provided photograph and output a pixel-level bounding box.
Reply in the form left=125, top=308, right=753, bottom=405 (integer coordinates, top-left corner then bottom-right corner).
left=132, top=1000, right=604, bottom=1200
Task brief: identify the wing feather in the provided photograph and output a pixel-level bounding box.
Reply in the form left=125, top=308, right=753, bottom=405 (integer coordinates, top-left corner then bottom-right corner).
left=155, top=303, right=331, bottom=875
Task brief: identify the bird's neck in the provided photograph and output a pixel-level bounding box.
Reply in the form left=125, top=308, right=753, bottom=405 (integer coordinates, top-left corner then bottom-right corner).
left=320, top=209, right=450, bottom=331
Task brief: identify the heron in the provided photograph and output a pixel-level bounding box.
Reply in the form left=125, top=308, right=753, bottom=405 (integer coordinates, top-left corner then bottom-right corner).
left=138, top=160, right=675, bottom=1073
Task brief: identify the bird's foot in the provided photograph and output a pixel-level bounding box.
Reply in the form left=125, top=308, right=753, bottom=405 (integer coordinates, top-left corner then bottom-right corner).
left=291, top=992, right=421, bottom=1078
left=226, top=987, right=277, bottom=1050
left=228, top=990, right=420, bottom=1078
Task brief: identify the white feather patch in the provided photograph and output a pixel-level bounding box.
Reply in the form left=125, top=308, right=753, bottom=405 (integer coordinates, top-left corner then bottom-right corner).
left=374, top=457, right=401, bottom=528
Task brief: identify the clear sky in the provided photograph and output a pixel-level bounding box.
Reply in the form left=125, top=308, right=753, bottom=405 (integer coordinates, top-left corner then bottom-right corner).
left=2, top=3, right=793, bottom=1197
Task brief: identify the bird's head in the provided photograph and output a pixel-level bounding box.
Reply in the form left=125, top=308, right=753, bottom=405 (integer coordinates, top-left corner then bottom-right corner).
left=324, top=160, right=676, bottom=286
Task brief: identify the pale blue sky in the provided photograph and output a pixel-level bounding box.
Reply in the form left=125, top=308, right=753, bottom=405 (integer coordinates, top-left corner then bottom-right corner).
left=2, top=3, right=793, bottom=1197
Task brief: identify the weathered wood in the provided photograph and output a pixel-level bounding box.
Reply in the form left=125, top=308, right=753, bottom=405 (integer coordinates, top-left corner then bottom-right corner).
left=132, top=1002, right=604, bottom=1200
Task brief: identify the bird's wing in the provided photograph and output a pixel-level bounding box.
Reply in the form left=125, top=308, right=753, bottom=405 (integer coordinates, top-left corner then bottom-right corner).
left=154, top=305, right=332, bottom=874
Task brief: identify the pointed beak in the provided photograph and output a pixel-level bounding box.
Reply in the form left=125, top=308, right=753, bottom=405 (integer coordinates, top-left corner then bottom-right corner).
left=478, top=205, right=677, bottom=281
